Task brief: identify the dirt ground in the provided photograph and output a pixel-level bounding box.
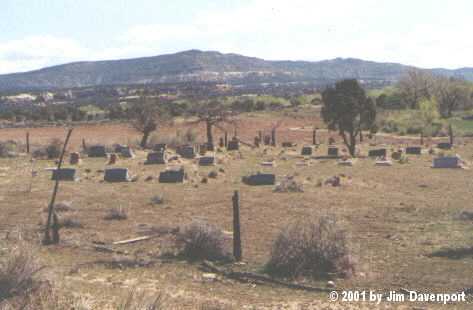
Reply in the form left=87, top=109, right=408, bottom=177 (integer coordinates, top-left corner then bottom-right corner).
left=1, top=112, right=473, bottom=309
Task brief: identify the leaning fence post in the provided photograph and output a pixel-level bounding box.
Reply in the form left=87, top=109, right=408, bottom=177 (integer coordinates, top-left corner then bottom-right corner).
left=232, top=190, right=242, bottom=261
left=43, top=128, right=73, bottom=245
left=26, top=132, right=30, bottom=154
left=312, top=128, right=317, bottom=145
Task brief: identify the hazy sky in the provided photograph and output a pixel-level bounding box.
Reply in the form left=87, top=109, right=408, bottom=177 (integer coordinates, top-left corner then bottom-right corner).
left=1, top=0, right=472, bottom=74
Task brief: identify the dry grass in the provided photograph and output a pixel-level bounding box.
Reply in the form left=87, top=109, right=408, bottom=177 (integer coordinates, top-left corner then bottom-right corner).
left=0, top=114, right=473, bottom=309
left=104, top=206, right=128, bottom=221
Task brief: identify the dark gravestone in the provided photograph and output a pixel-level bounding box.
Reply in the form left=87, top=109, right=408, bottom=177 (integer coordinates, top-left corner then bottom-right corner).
left=120, top=146, right=135, bottom=158
left=145, top=151, right=167, bottom=164
left=177, top=145, right=195, bottom=159
left=159, top=167, right=185, bottom=183
left=437, top=142, right=452, bottom=150
left=88, top=145, right=107, bottom=157
left=51, top=168, right=78, bottom=181
left=328, top=147, right=339, bottom=157
left=199, top=144, right=208, bottom=156
left=69, top=152, right=80, bottom=165
left=406, top=146, right=422, bottom=155
left=242, top=173, right=276, bottom=186
left=301, top=146, right=313, bottom=156
left=104, top=168, right=131, bottom=182
left=433, top=156, right=461, bottom=168
left=282, top=142, right=294, bottom=148
left=227, top=139, right=240, bottom=151
left=199, top=156, right=215, bottom=166
left=114, top=144, right=126, bottom=153
left=153, top=143, right=167, bottom=152
left=368, top=148, right=387, bottom=157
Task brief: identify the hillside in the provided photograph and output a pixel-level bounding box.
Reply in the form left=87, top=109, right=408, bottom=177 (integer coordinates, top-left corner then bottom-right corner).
left=0, top=49, right=472, bottom=90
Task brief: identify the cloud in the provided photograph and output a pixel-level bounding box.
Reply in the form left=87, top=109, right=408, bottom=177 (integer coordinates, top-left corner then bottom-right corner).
left=1, top=0, right=473, bottom=74
left=0, top=35, right=88, bottom=74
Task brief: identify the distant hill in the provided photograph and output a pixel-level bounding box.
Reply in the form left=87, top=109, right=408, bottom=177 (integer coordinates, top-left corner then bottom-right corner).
left=0, top=49, right=472, bottom=91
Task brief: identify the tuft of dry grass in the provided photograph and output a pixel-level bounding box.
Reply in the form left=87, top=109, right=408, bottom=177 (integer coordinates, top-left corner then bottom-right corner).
left=265, top=215, right=355, bottom=279
left=0, top=245, right=43, bottom=302
left=104, top=206, right=128, bottom=221
left=177, top=221, right=230, bottom=262
left=118, top=290, right=166, bottom=310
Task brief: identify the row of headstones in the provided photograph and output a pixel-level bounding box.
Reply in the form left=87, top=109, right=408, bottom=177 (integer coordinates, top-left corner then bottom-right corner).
left=52, top=166, right=186, bottom=183
left=297, top=144, right=452, bottom=157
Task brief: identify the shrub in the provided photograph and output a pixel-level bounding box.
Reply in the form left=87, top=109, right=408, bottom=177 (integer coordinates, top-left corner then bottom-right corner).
left=0, top=246, right=42, bottom=302
left=273, top=176, right=303, bottom=193
left=104, top=206, right=128, bottom=221
left=45, top=139, right=63, bottom=159
left=265, top=215, right=354, bottom=279
left=59, top=215, right=83, bottom=228
left=118, top=290, right=165, bottom=310
left=0, top=141, right=17, bottom=158
left=177, top=221, right=229, bottom=261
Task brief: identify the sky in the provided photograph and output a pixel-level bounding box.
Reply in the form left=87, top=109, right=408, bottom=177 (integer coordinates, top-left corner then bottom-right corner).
left=1, top=0, right=473, bottom=74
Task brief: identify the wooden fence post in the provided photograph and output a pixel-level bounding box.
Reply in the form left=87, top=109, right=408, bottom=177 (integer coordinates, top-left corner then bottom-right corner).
left=26, top=132, right=30, bottom=154
left=449, top=124, right=454, bottom=146
left=271, top=128, right=276, bottom=147
left=312, top=128, right=317, bottom=145
left=232, top=190, right=242, bottom=261
left=420, top=132, right=424, bottom=145
left=43, top=128, right=73, bottom=245
left=224, top=132, right=228, bottom=148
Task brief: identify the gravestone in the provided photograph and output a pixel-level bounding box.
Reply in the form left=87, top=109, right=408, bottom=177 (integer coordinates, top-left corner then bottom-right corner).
left=263, top=135, right=271, bottom=145
left=108, top=153, right=118, bottom=165
left=433, top=156, right=461, bottom=168
left=437, top=142, right=452, bottom=150
left=51, top=168, right=78, bottom=181
left=199, top=144, right=208, bottom=156
left=227, top=138, right=239, bottom=151
left=69, top=152, right=81, bottom=165
left=120, top=146, right=135, bottom=158
left=88, top=145, right=107, bottom=157
left=368, top=148, right=387, bottom=157
left=282, top=142, right=294, bottom=148
left=391, top=150, right=402, bottom=160
left=145, top=151, right=167, bottom=164
left=328, top=147, right=339, bottom=157
left=104, top=168, right=131, bottom=182
left=153, top=143, right=167, bottom=152
left=406, top=146, right=422, bottom=155
left=114, top=144, right=126, bottom=153
left=159, top=167, right=185, bottom=183
left=242, top=173, right=276, bottom=185
left=301, top=146, right=313, bottom=156
left=177, top=145, right=196, bottom=159
left=199, top=156, right=215, bottom=166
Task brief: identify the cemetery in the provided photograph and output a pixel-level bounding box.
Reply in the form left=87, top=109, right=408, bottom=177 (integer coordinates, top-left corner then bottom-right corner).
left=0, top=114, right=472, bottom=309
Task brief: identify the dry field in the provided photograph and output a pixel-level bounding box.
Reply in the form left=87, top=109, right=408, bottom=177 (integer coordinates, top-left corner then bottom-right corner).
left=1, top=113, right=473, bottom=309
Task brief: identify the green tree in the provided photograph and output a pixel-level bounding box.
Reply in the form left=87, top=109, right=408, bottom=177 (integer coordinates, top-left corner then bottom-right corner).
left=432, top=77, right=470, bottom=117
left=418, top=97, right=441, bottom=136
left=321, top=79, right=376, bottom=156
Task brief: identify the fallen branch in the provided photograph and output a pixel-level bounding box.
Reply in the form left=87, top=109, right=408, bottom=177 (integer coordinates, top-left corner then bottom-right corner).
left=112, top=235, right=155, bottom=245
left=200, top=260, right=333, bottom=292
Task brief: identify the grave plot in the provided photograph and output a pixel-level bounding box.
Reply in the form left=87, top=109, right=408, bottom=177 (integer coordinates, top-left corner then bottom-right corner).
left=159, top=166, right=185, bottom=183
left=69, top=152, right=81, bottom=165
left=301, top=145, right=313, bottom=156
left=104, top=168, right=131, bottom=182
left=51, top=168, right=78, bottom=181
left=177, top=145, right=196, bottom=159
left=242, top=173, right=276, bottom=185
left=227, top=138, right=240, bottom=151
left=120, top=146, right=135, bottom=158
left=405, top=146, right=422, bottom=155
left=198, top=155, right=216, bottom=166
left=432, top=155, right=463, bottom=168
left=88, top=145, right=107, bottom=157
left=368, top=148, right=387, bottom=157
left=437, top=142, right=452, bottom=150
left=145, top=151, right=167, bottom=164
left=328, top=146, right=339, bottom=157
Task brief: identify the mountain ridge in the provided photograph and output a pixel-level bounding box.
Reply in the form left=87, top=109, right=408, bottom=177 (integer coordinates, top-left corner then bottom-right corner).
left=0, top=49, right=472, bottom=91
